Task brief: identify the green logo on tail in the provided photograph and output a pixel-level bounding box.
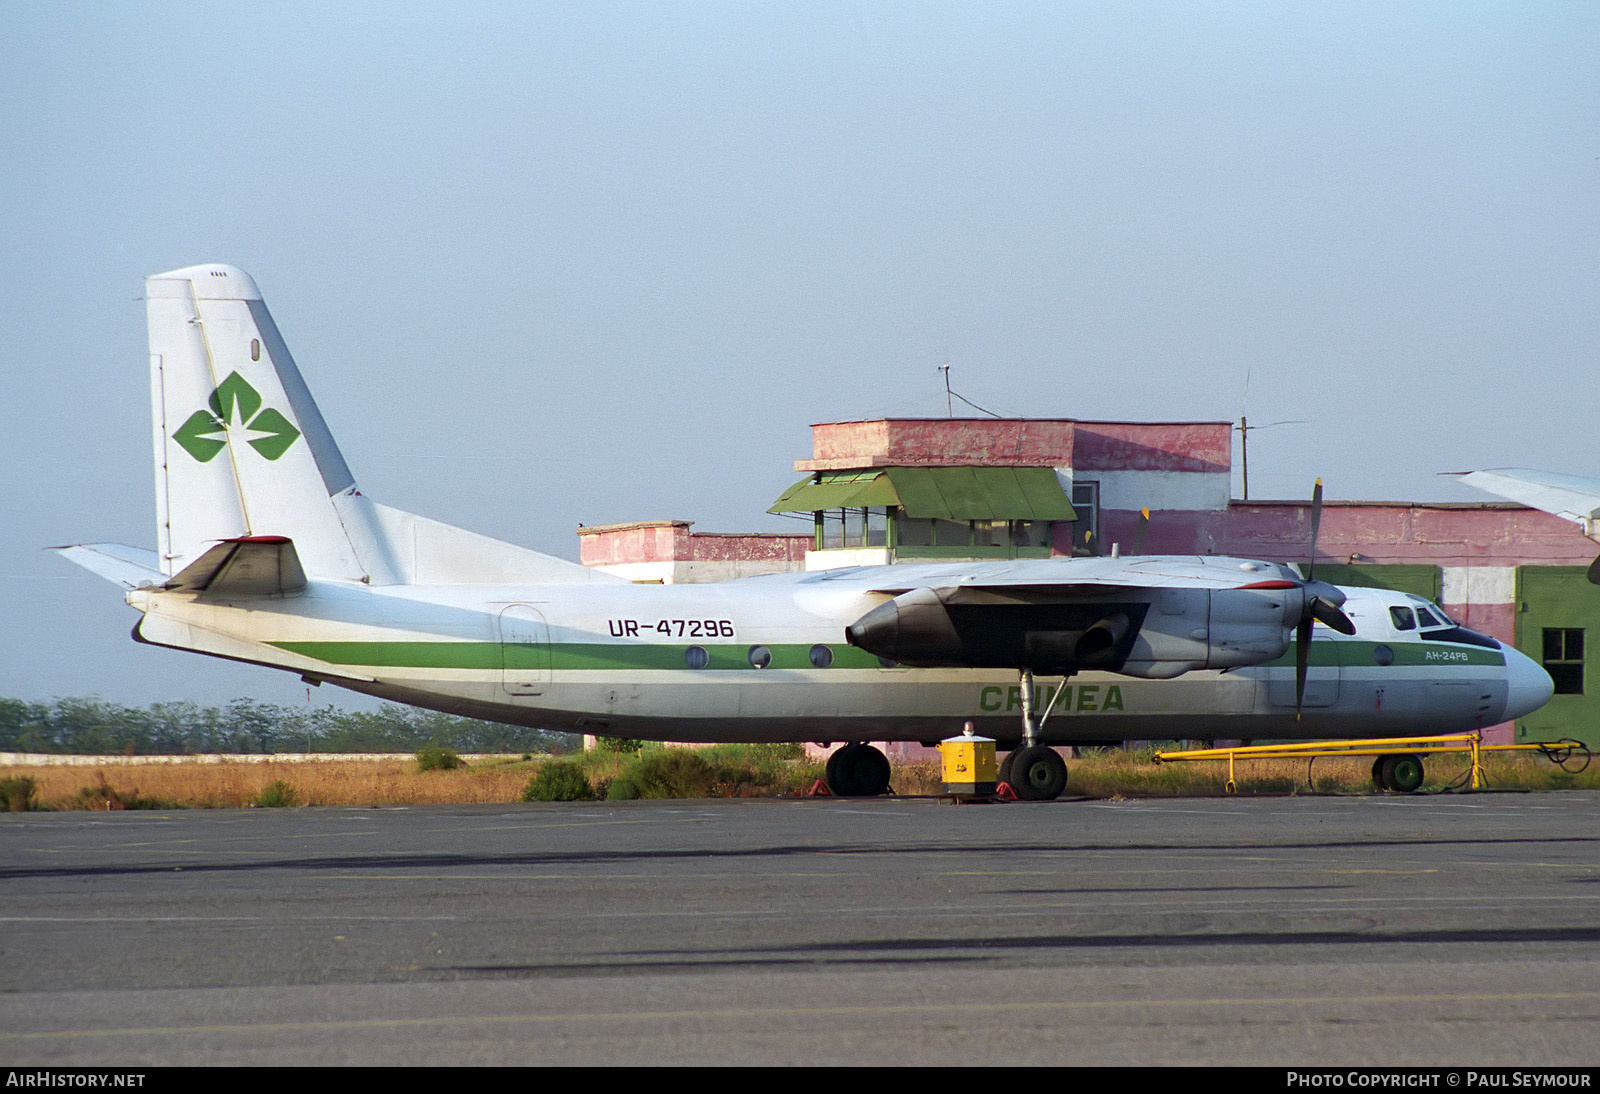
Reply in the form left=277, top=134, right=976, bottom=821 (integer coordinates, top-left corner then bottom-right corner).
left=172, top=372, right=301, bottom=462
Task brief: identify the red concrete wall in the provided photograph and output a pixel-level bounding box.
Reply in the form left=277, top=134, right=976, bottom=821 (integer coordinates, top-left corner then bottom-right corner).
left=1065, top=502, right=1594, bottom=571
left=682, top=533, right=811, bottom=564
left=801, top=418, right=1231, bottom=473
left=805, top=419, right=1075, bottom=468
left=1070, top=422, right=1231, bottom=474
left=806, top=420, right=893, bottom=466
left=579, top=522, right=809, bottom=566
left=1446, top=601, right=1514, bottom=642
left=1207, top=503, right=1597, bottom=568
left=579, top=522, right=693, bottom=565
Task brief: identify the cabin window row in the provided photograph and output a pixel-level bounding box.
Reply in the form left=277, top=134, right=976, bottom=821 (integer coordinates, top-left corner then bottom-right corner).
left=684, top=644, right=835, bottom=669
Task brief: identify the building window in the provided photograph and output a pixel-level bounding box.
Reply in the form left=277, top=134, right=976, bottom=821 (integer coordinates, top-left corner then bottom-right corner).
left=815, top=508, right=890, bottom=550
left=1070, top=481, right=1099, bottom=555
left=1543, top=628, right=1584, bottom=695
left=1012, top=519, right=1051, bottom=549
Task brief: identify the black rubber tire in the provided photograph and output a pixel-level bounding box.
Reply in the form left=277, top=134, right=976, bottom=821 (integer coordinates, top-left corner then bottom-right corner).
left=1379, top=754, right=1425, bottom=794
left=824, top=747, right=844, bottom=793
left=1371, top=756, right=1389, bottom=791
left=1008, top=745, right=1068, bottom=801
left=998, top=750, right=1016, bottom=790
left=826, top=743, right=891, bottom=796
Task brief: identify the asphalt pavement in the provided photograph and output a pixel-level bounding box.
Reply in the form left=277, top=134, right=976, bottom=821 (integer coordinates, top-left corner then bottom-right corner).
left=3, top=791, right=1599, bottom=1065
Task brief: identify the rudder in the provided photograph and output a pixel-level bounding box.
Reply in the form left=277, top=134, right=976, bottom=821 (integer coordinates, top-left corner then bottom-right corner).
left=147, top=264, right=378, bottom=581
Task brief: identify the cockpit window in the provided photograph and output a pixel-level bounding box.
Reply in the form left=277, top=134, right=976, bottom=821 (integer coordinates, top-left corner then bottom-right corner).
left=1389, top=606, right=1416, bottom=631
left=1405, top=596, right=1457, bottom=628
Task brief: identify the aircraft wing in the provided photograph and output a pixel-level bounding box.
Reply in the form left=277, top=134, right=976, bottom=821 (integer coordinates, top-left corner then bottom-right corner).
left=853, top=555, right=1299, bottom=598
left=1455, top=468, right=1600, bottom=530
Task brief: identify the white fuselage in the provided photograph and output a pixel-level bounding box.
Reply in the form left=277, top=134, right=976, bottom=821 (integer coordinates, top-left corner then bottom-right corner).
left=127, top=567, right=1552, bottom=746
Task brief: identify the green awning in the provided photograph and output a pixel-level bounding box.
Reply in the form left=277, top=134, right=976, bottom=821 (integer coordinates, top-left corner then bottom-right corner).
left=768, top=467, right=1076, bottom=521
left=887, top=467, right=1077, bottom=520
left=766, top=471, right=901, bottom=514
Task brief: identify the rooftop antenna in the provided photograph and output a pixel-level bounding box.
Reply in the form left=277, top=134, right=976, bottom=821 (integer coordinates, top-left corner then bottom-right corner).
left=1235, top=369, right=1305, bottom=500
left=1237, top=416, right=1307, bottom=500
left=934, top=359, right=1006, bottom=419
left=938, top=350, right=953, bottom=417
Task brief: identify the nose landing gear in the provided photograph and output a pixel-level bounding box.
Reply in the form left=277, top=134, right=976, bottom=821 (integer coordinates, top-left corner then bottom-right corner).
left=999, top=668, right=1071, bottom=801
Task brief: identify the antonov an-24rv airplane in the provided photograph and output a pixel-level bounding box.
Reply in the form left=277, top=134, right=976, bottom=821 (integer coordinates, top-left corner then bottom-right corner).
left=59, top=264, right=1554, bottom=799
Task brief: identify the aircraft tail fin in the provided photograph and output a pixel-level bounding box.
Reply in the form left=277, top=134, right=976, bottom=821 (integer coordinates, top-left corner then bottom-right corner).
left=147, top=264, right=378, bottom=581
left=144, top=264, right=615, bottom=586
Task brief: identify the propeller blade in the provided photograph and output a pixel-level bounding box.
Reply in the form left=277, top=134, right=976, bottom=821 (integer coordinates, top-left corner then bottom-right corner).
left=1295, top=617, right=1311, bottom=719
left=1309, top=595, right=1356, bottom=636
left=1306, top=478, right=1324, bottom=583
left=1130, top=508, right=1150, bottom=555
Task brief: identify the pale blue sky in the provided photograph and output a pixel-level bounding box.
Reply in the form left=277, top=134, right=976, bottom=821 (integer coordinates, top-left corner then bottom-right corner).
left=5, top=2, right=1597, bottom=709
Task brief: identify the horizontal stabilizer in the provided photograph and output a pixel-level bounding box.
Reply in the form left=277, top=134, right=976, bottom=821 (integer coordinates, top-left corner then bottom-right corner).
left=53, top=544, right=164, bottom=589
left=164, top=536, right=307, bottom=596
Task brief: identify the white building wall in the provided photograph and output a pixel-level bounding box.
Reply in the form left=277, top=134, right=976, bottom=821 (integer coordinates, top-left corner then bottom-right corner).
left=592, top=559, right=804, bottom=584
left=1441, top=566, right=1517, bottom=608
left=1061, top=468, right=1231, bottom=512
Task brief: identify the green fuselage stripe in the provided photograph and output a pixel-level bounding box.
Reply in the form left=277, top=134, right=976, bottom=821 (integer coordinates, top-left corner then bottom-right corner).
left=1261, top=639, right=1505, bottom=669
left=269, top=641, right=883, bottom=672
left=269, top=637, right=1502, bottom=672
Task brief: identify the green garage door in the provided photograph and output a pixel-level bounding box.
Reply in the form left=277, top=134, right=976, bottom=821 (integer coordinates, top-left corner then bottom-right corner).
left=1310, top=563, right=1441, bottom=602
left=1514, top=566, right=1600, bottom=749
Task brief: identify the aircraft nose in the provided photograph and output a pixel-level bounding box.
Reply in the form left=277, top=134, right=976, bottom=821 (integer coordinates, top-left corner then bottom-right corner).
left=1502, top=643, right=1555, bottom=721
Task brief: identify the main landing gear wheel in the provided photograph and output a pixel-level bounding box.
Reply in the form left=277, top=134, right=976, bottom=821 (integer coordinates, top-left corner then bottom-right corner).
left=1373, top=753, right=1425, bottom=793
left=1007, top=744, right=1068, bottom=801
left=824, top=743, right=891, bottom=797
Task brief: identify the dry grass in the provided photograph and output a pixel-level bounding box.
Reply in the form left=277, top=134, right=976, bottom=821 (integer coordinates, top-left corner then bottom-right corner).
left=5, top=756, right=542, bottom=810
left=1, top=744, right=1592, bottom=810
left=1072, top=746, right=1600, bottom=797
left=887, top=761, right=946, bottom=797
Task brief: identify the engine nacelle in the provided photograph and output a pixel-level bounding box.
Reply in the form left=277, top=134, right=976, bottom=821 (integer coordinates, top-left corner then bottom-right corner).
left=846, top=583, right=1302, bottom=678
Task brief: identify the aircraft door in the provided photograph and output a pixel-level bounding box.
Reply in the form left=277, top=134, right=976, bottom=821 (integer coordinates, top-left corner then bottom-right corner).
left=500, top=605, right=551, bottom=696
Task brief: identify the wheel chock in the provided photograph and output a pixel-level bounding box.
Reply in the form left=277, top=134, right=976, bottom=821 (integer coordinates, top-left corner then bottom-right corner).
left=995, top=781, right=1020, bottom=801
left=807, top=779, right=832, bottom=797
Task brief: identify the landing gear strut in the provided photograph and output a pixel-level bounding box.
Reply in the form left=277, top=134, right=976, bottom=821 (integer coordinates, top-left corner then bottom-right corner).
left=824, top=743, right=892, bottom=796
left=1001, top=667, right=1071, bottom=801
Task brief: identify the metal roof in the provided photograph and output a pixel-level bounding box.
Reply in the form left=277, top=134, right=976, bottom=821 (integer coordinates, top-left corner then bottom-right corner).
left=767, top=467, right=1077, bottom=521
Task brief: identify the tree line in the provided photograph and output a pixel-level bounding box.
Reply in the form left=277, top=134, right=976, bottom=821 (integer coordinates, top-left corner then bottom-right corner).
left=0, top=696, right=577, bottom=756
